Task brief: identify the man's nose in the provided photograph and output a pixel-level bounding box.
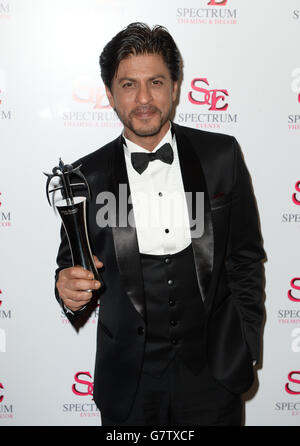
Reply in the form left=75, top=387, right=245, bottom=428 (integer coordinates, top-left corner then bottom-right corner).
left=136, top=83, right=152, bottom=104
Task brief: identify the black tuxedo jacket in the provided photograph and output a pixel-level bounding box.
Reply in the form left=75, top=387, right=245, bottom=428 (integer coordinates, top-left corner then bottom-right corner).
left=55, top=123, right=266, bottom=422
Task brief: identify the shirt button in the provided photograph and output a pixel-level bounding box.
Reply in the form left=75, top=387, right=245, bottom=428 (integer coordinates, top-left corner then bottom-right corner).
left=165, top=228, right=169, bottom=233
left=170, top=320, right=177, bottom=326
left=171, top=339, right=178, bottom=345
left=168, top=279, right=173, bottom=286
left=158, top=192, right=163, bottom=196
left=164, top=257, right=171, bottom=264
left=137, top=326, right=144, bottom=335
left=169, top=299, right=175, bottom=306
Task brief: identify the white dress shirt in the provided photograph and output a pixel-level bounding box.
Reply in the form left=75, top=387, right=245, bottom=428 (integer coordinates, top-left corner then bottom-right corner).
left=123, top=124, right=191, bottom=255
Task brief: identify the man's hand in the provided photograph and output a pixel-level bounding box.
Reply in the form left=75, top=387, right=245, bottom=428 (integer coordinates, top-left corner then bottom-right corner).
left=56, top=256, right=103, bottom=312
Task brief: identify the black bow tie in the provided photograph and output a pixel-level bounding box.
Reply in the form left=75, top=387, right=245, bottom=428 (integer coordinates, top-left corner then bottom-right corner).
left=131, top=143, right=174, bottom=174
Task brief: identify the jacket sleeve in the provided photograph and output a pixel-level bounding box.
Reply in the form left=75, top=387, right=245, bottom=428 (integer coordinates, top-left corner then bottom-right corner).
left=225, top=138, right=266, bottom=362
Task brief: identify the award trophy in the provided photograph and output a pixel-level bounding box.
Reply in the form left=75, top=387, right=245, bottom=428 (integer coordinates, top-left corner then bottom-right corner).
left=44, top=159, right=102, bottom=290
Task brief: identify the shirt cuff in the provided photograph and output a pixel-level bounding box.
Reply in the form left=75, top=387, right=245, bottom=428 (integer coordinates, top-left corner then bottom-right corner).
left=63, top=303, right=87, bottom=315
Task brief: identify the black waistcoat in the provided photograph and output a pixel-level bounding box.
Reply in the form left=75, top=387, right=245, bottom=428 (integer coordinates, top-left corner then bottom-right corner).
left=140, top=243, right=206, bottom=378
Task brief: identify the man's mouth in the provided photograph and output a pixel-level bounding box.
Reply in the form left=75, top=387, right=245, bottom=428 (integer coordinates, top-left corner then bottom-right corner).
left=131, top=107, right=159, bottom=119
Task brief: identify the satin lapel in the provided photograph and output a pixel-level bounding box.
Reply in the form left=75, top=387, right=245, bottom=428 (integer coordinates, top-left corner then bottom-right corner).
left=111, top=136, right=146, bottom=320
left=173, top=124, right=214, bottom=302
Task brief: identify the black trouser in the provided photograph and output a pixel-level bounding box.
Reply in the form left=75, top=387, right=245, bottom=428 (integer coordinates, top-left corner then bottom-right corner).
left=101, top=355, right=242, bottom=426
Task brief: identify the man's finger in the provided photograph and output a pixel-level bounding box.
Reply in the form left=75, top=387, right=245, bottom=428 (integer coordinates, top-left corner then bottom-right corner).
left=60, top=289, right=93, bottom=302
left=93, top=255, right=104, bottom=268
left=63, top=266, right=95, bottom=280
left=68, top=278, right=101, bottom=292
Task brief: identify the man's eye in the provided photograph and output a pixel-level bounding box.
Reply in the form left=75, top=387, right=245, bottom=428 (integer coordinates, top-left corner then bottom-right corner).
left=152, top=80, right=162, bottom=85
left=122, top=82, right=133, bottom=88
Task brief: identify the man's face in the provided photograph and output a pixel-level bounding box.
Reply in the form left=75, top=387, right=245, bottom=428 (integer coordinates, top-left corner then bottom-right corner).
left=105, top=53, right=178, bottom=147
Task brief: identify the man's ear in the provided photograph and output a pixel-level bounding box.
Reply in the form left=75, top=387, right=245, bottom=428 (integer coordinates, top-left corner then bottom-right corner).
left=172, top=81, right=179, bottom=102
left=105, top=85, right=115, bottom=109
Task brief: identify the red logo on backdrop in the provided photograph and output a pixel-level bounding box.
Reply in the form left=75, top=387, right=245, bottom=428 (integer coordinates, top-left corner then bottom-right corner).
left=72, top=372, right=94, bottom=397
left=72, top=85, right=110, bottom=110
left=207, top=0, right=228, bottom=4
left=285, top=371, right=300, bottom=395
left=292, top=181, right=300, bottom=205
left=188, top=78, right=229, bottom=110
left=0, top=382, right=4, bottom=403
left=288, top=278, right=300, bottom=302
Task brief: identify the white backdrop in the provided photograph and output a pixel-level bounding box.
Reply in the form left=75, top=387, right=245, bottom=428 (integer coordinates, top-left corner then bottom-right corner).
left=1, top=0, right=300, bottom=426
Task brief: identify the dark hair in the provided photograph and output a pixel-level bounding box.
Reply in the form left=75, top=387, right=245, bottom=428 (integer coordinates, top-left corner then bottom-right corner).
left=99, top=22, right=182, bottom=90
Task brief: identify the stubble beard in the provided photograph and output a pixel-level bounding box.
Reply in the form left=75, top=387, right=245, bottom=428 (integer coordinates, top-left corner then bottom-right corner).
left=115, top=105, right=172, bottom=138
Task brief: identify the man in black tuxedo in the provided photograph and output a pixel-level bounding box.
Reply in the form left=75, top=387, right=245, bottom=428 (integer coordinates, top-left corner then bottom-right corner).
left=55, top=23, right=266, bottom=426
